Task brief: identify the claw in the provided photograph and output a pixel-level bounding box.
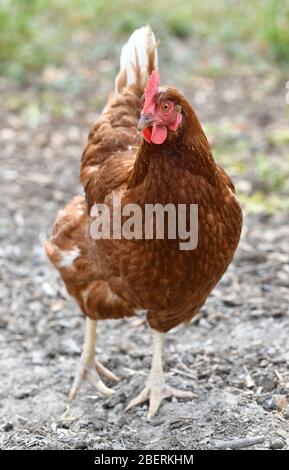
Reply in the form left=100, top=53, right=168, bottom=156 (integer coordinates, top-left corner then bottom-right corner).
left=86, top=367, right=115, bottom=396
left=95, top=359, right=120, bottom=383
left=126, top=386, right=150, bottom=411
left=126, top=382, right=195, bottom=418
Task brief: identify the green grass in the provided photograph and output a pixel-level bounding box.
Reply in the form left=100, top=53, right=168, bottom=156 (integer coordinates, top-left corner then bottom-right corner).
left=263, top=0, right=289, bottom=62
left=1, top=0, right=289, bottom=213
left=206, top=119, right=289, bottom=214
left=1, top=0, right=289, bottom=78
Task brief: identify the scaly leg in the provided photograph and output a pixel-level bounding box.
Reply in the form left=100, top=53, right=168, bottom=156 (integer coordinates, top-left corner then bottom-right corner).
left=126, top=329, right=194, bottom=418
left=68, top=317, right=119, bottom=401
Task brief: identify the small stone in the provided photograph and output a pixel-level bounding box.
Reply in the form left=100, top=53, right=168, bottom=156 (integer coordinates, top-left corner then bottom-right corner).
left=269, top=439, right=285, bottom=449
left=79, top=419, right=90, bottom=429
left=94, top=409, right=106, bottom=420
left=17, top=416, right=27, bottom=425
left=259, top=376, right=276, bottom=392
left=107, top=413, right=118, bottom=424
left=41, top=282, right=56, bottom=297
left=47, top=350, right=56, bottom=359
left=15, top=388, right=37, bottom=399
left=112, top=442, right=125, bottom=450
left=0, top=319, right=8, bottom=329
left=271, top=308, right=284, bottom=318
left=260, top=396, right=276, bottom=411
left=1, top=422, right=13, bottom=432
left=117, top=416, right=126, bottom=427
left=92, top=421, right=104, bottom=432
left=183, top=353, right=194, bottom=365
left=60, top=338, right=80, bottom=355
left=73, top=440, right=88, bottom=450
left=113, top=403, right=124, bottom=413
left=103, top=392, right=126, bottom=409
left=260, top=395, right=287, bottom=411
left=59, top=421, right=71, bottom=429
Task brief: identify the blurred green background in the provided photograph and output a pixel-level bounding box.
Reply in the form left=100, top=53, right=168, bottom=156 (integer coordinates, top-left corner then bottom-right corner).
left=1, top=0, right=289, bottom=212
left=1, top=0, right=289, bottom=74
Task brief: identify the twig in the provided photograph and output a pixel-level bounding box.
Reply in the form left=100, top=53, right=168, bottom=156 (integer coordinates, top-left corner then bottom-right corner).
left=171, top=368, right=196, bottom=381
left=122, top=367, right=146, bottom=376
left=274, top=369, right=283, bottom=382
left=214, top=436, right=265, bottom=450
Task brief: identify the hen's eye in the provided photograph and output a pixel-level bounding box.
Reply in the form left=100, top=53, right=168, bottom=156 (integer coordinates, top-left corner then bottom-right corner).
left=162, top=103, right=169, bottom=112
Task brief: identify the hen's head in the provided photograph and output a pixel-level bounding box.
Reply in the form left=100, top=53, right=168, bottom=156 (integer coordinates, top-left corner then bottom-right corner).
left=138, top=70, right=184, bottom=145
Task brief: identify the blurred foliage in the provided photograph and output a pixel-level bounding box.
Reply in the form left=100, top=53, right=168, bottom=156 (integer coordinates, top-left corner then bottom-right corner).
left=255, top=153, right=289, bottom=193
left=263, top=0, right=289, bottom=62
left=1, top=0, right=288, bottom=213
left=209, top=120, right=289, bottom=214
left=1, top=0, right=289, bottom=77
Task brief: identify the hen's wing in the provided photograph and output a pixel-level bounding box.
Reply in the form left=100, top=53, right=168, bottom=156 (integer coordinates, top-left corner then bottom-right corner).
left=45, top=195, right=133, bottom=320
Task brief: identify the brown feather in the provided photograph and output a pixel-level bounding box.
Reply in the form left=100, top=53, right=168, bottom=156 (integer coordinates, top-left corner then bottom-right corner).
left=46, top=82, right=242, bottom=332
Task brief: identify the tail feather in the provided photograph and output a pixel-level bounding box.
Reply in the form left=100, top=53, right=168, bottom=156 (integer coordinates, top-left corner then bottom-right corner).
left=115, top=25, right=158, bottom=93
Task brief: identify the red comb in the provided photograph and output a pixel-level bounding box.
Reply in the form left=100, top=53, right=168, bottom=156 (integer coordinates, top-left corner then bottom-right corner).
left=143, top=70, right=160, bottom=115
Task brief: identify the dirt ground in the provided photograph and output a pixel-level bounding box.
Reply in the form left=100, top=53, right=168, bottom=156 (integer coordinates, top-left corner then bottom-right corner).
left=1, top=36, right=289, bottom=450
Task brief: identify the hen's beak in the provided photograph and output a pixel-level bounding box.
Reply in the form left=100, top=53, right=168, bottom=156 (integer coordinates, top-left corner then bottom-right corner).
left=137, top=114, right=155, bottom=131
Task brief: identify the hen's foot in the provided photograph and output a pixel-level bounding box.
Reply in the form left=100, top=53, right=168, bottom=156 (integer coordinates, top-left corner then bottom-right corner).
left=126, top=375, right=194, bottom=419
left=69, top=354, right=119, bottom=401
left=68, top=317, right=119, bottom=401
left=126, top=329, right=195, bottom=418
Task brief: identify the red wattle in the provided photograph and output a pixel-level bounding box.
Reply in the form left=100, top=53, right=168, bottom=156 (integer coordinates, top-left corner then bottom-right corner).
left=151, top=125, right=167, bottom=144
left=143, top=127, right=152, bottom=143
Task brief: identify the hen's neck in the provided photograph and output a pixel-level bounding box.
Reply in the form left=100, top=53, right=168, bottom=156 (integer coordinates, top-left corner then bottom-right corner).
left=128, top=121, right=219, bottom=202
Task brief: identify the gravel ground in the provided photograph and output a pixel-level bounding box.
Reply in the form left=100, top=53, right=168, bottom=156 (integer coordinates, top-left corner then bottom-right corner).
left=1, top=37, right=289, bottom=450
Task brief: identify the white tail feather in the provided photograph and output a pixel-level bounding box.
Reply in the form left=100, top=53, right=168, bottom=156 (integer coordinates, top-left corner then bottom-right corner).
left=115, top=25, right=158, bottom=93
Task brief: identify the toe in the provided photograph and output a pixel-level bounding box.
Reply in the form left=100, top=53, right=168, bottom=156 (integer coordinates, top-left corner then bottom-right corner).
left=147, top=385, right=196, bottom=418
left=68, top=384, right=79, bottom=402
left=86, top=368, right=115, bottom=396
left=95, top=360, right=120, bottom=383
left=147, top=392, right=162, bottom=419
left=164, top=385, right=196, bottom=400
left=125, top=387, right=150, bottom=411
left=125, top=381, right=196, bottom=418
left=68, top=369, right=85, bottom=401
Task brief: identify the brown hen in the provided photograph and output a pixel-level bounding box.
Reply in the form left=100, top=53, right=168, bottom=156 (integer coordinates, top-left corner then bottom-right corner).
left=46, top=26, right=242, bottom=418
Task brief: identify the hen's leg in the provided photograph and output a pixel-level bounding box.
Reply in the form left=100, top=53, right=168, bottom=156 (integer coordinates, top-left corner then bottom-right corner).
left=68, top=317, right=119, bottom=400
left=126, top=329, right=194, bottom=418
